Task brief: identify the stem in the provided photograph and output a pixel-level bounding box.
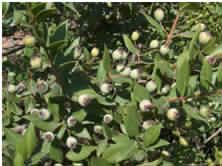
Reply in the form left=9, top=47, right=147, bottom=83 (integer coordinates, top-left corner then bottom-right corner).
left=165, top=14, right=180, bottom=47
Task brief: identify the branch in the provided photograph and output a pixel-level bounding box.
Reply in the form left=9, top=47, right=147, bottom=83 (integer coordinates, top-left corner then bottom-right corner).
left=204, top=127, right=222, bottom=144
left=165, top=14, right=180, bottom=47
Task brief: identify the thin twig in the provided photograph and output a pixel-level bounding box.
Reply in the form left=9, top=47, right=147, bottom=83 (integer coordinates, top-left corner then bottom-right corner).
left=204, top=127, right=222, bottom=144
left=165, top=14, right=180, bottom=47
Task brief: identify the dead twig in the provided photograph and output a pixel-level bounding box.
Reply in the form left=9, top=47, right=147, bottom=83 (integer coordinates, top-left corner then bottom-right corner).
left=165, top=14, right=180, bottom=47
left=204, top=127, right=222, bottom=144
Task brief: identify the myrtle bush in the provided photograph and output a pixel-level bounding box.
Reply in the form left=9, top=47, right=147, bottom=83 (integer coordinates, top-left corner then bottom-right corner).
left=2, top=2, right=222, bottom=166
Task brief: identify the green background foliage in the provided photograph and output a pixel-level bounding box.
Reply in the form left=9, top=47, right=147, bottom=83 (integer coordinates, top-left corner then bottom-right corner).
left=2, top=2, right=222, bottom=166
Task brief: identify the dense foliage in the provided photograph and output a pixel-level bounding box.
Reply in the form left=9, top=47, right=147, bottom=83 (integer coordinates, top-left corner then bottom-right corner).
left=2, top=2, right=222, bottom=166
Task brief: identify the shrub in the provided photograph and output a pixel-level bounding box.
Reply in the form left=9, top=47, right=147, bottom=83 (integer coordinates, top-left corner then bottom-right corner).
left=2, top=2, right=222, bottom=166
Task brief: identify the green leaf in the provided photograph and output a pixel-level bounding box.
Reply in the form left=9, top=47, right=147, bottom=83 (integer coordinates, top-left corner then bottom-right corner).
left=102, top=135, right=138, bottom=163
left=48, top=102, right=60, bottom=122
left=96, top=45, right=111, bottom=83
left=24, top=123, right=38, bottom=158
left=200, top=59, right=212, bottom=90
left=5, top=129, right=23, bottom=147
left=64, top=37, right=80, bottom=56
left=49, top=146, right=64, bottom=162
left=141, top=11, right=165, bottom=37
left=146, top=139, right=169, bottom=151
left=50, top=21, right=67, bottom=43
left=217, top=64, right=222, bottom=83
left=123, top=102, right=140, bottom=137
left=72, top=109, right=87, bottom=122
left=36, top=9, right=57, bottom=21
left=188, top=29, right=200, bottom=60
left=133, top=83, right=150, bottom=102
left=90, top=157, right=112, bottom=166
left=13, top=153, right=24, bottom=166
left=66, top=146, right=96, bottom=161
left=176, top=50, right=190, bottom=96
left=122, top=34, right=139, bottom=54
left=24, top=115, right=59, bottom=131
left=144, top=124, right=162, bottom=147
left=183, top=104, right=208, bottom=125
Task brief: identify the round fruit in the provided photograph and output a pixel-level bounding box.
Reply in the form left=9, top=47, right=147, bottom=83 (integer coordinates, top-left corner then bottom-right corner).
left=94, top=125, right=103, bottom=134
left=66, top=136, right=78, bottom=149
left=116, top=64, right=125, bottom=72
left=30, top=56, right=42, bottom=69
left=91, top=47, right=99, bottom=57
left=78, top=94, right=92, bottom=107
left=149, top=40, right=159, bottom=49
left=139, top=99, right=153, bottom=112
left=154, top=8, right=164, bottom=21
left=179, top=136, right=189, bottom=147
left=7, top=84, right=17, bottom=93
left=146, top=80, right=157, bottom=93
left=67, top=116, right=77, bottom=127
left=39, top=108, right=51, bottom=120
left=142, top=120, right=155, bottom=129
left=120, top=67, right=131, bottom=76
left=100, top=83, right=113, bottom=94
left=199, top=31, right=211, bottom=44
left=199, top=106, right=210, bottom=117
left=103, top=114, right=113, bottom=124
left=160, top=45, right=169, bottom=55
left=166, top=108, right=179, bottom=121
left=130, top=69, right=140, bottom=79
left=42, top=131, right=55, bottom=142
left=23, top=35, right=35, bottom=47
left=131, top=31, right=140, bottom=41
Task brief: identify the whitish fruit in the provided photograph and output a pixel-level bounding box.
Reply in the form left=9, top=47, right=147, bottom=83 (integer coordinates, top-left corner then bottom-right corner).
left=139, top=99, right=153, bottom=112
left=154, top=8, right=164, bottom=21
left=91, top=47, right=99, bottom=57
left=199, top=31, right=211, bottom=44
left=131, top=31, right=140, bottom=41
left=149, top=40, right=159, bottom=49
left=166, top=108, right=179, bottom=121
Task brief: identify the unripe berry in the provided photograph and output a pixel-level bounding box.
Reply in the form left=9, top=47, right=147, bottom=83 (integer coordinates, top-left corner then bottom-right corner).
left=146, top=80, right=157, bottom=93
left=78, top=94, right=92, bottom=107
left=12, top=125, right=26, bottom=135
left=103, top=114, right=113, bottom=124
left=199, top=31, right=211, bottom=44
left=100, top=83, right=113, bottom=94
left=39, top=108, right=51, bottom=120
left=139, top=99, right=153, bottom=112
left=112, top=48, right=128, bottom=60
left=205, top=55, right=217, bottom=65
left=154, top=8, right=164, bottom=21
left=67, top=116, right=77, bottom=127
left=23, top=35, right=35, bottom=47
left=161, top=150, right=171, bottom=157
left=120, top=67, right=131, bottom=76
left=42, top=131, right=55, bottom=142
left=161, top=85, right=170, bottom=94
left=54, top=164, right=63, bottom=166
left=160, top=45, right=169, bottom=55
left=8, top=72, right=16, bottom=78
left=30, top=56, right=41, bottom=69
left=36, top=80, right=48, bottom=94
left=94, top=125, right=103, bottom=134
left=7, top=84, right=17, bottom=93
left=116, top=64, right=125, bottom=72
left=142, top=120, right=155, bottom=129
left=131, top=31, right=140, bottom=41
left=16, top=82, right=26, bottom=94
left=199, top=106, right=210, bottom=117
left=149, top=40, right=159, bottom=49
left=179, top=136, right=189, bottom=147
left=193, top=23, right=206, bottom=31
left=166, top=108, right=179, bottom=121
left=130, top=69, right=140, bottom=79
left=66, top=136, right=78, bottom=149
left=91, top=47, right=99, bottom=57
